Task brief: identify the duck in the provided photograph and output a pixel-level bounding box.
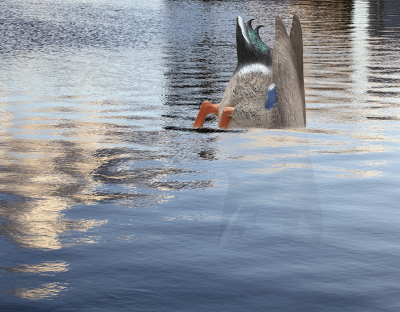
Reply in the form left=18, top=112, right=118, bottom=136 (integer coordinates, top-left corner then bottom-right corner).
left=193, top=15, right=306, bottom=129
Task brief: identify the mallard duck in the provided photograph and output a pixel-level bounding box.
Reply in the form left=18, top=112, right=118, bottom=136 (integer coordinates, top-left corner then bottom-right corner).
left=193, top=15, right=305, bottom=129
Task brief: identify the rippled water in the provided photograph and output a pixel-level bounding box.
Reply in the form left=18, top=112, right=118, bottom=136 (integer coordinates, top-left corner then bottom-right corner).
left=1, top=0, right=400, bottom=310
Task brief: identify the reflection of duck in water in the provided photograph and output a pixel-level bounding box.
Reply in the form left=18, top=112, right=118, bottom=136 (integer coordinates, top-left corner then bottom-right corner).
left=193, top=15, right=305, bottom=129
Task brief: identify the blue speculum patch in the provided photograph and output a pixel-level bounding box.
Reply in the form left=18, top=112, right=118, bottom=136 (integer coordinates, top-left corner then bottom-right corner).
left=265, top=84, right=277, bottom=109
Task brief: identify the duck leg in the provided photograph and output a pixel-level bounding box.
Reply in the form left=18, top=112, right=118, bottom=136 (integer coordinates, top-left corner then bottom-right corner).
left=219, top=107, right=235, bottom=129
left=193, top=101, right=220, bottom=128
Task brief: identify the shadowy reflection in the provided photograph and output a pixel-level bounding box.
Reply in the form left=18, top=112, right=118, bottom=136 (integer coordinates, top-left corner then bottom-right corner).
left=219, top=131, right=322, bottom=245
left=367, top=0, right=400, bottom=101
left=369, top=0, right=400, bottom=41
left=290, top=0, right=355, bottom=109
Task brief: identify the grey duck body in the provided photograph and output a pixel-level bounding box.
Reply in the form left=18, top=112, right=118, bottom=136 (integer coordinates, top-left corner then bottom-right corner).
left=217, top=15, right=305, bottom=129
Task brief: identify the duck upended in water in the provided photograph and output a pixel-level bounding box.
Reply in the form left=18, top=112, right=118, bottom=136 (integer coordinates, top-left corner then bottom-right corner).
left=193, top=15, right=305, bottom=129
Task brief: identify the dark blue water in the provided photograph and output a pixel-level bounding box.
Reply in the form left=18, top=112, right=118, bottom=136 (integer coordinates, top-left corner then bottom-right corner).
left=1, top=0, right=400, bottom=310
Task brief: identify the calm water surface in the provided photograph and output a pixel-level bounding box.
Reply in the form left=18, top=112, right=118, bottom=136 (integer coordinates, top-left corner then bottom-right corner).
left=1, top=0, right=400, bottom=310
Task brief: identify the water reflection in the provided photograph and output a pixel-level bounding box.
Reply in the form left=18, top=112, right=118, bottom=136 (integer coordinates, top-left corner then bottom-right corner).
left=0, top=0, right=180, bottom=301
left=5, top=283, right=68, bottom=301
left=0, top=0, right=212, bottom=255
left=1, top=0, right=400, bottom=308
left=161, top=0, right=399, bottom=245
left=291, top=0, right=400, bottom=155
left=0, top=133, right=110, bottom=251
left=5, top=261, right=69, bottom=275
left=290, top=0, right=355, bottom=109
left=351, top=0, right=370, bottom=96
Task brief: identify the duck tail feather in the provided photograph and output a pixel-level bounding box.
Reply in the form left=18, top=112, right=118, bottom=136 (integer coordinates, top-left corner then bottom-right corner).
left=273, top=15, right=305, bottom=128
left=290, top=15, right=306, bottom=126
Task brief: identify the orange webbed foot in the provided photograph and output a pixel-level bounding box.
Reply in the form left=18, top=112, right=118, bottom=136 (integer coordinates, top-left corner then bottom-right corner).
left=219, top=107, right=234, bottom=129
left=193, top=101, right=220, bottom=128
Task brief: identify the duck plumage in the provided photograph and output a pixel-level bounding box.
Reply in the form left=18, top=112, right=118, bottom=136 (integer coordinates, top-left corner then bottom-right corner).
left=193, top=15, right=305, bottom=129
